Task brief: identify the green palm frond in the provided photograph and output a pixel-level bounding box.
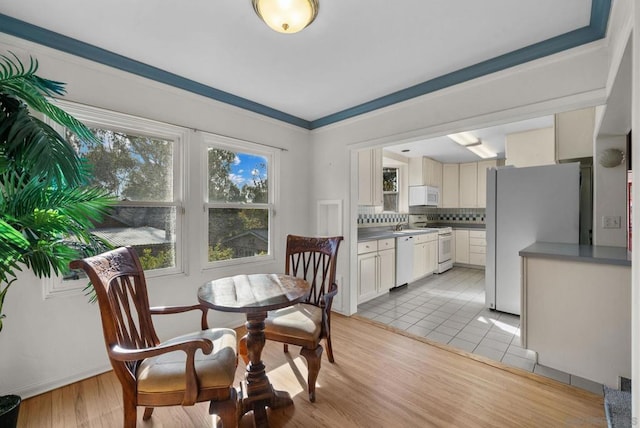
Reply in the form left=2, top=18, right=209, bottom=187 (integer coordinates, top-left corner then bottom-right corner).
left=0, top=53, right=97, bottom=142
left=0, top=53, right=98, bottom=186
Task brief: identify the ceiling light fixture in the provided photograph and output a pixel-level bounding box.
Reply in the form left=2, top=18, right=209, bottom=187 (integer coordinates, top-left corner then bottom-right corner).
left=252, top=0, right=319, bottom=34
left=448, top=132, right=497, bottom=159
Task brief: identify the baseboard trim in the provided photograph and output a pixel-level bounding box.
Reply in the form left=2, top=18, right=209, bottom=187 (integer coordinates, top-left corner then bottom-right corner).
left=6, top=365, right=112, bottom=399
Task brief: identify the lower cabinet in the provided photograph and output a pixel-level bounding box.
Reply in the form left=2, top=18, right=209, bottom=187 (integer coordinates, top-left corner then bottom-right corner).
left=455, top=229, right=486, bottom=267
left=357, top=238, right=395, bottom=304
left=413, top=232, right=438, bottom=281
left=454, top=230, right=469, bottom=264
left=469, top=230, right=487, bottom=266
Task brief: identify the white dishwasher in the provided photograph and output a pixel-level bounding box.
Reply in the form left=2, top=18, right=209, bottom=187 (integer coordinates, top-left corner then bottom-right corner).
left=394, top=235, right=414, bottom=288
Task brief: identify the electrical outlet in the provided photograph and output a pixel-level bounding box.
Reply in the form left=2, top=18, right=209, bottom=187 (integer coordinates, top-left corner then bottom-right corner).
left=602, top=216, right=621, bottom=229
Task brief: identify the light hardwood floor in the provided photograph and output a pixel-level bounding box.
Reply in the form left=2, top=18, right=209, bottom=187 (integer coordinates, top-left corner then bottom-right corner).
left=17, top=314, right=606, bottom=427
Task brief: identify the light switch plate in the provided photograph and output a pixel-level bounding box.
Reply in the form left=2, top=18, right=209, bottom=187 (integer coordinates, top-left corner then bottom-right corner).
left=602, top=216, right=621, bottom=229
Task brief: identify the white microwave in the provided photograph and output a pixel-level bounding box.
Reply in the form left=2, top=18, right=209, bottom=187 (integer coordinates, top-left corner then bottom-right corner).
left=409, top=185, right=440, bottom=206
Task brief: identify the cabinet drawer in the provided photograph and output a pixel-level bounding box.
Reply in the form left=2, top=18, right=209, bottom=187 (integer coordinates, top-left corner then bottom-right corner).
left=414, top=233, right=437, bottom=244
left=469, top=230, right=486, bottom=239
left=378, top=238, right=395, bottom=250
left=469, top=245, right=486, bottom=254
left=469, top=253, right=486, bottom=266
left=469, top=237, right=486, bottom=247
left=357, top=241, right=378, bottom=254
left=425, top=232, right=438, bottom=242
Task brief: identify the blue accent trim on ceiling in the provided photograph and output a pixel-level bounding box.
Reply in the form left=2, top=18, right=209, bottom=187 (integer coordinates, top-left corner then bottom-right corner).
left=310, top=0, right=611, bottom=129
left=0, top=0, right=611, bottom=130
left=0, top=13, right=312, bottom=129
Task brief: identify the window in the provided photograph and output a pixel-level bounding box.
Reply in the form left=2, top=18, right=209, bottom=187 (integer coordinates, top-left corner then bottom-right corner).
left=204, top=135, right=275, bottom=266
left=48, top=102, right=185, bottom=287
left=383, top=167, right=399, bottom=212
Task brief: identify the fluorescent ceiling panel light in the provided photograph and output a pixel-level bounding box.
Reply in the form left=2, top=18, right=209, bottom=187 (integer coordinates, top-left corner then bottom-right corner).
left=447, top=132, right=479, bottom=146
left=466, top=144, right=497, bottom=159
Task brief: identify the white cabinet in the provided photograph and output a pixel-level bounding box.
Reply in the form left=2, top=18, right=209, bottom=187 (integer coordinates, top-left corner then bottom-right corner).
left=454, top=229, right=486, bottom=266
left=459, top=162, right=478, bottom=208
left=409, top=157, right=442, bottom=188
left=412, top=233, right=438, bottom=281
left=454, top=230, right=469, bottom=264
left=476, top=160, right=499, bottom=208
left=441, top=164, right=459, bottom=208
left=357, top=238, right=395, bottom=303
left=358, top=148, right=383, bottom=206
left=468, top=230, right=486, bottom=266
left=555, top=107, right=595, bottom=161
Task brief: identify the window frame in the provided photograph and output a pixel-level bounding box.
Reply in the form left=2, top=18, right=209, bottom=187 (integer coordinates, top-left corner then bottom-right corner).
left=43, top=101, right=188, bottom=298
left=201, top=133, right=278, bottom=269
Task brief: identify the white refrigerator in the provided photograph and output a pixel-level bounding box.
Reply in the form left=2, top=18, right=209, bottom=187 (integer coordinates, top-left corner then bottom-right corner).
left=485, top=163, right=580, bottom=315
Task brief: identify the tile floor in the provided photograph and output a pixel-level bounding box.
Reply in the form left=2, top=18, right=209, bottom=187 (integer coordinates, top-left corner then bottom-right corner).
left=355, top=266, right=603, bottom=395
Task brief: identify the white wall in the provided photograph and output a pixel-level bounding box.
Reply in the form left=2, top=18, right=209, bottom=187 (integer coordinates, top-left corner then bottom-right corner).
left=593, top=135, right=629, bottom=246
left=0, top=34, right=312, bottom=398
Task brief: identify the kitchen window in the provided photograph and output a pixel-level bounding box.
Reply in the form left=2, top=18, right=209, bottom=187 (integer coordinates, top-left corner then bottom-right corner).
left=45, top=102, right=186, bottom=297
left=383, top=167, right=399, bottom=212
left=203, top=134, right=275, bottom=266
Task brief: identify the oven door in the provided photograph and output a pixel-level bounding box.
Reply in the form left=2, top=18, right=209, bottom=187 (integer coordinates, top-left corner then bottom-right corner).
left=438, top=232, right=453, bottom=262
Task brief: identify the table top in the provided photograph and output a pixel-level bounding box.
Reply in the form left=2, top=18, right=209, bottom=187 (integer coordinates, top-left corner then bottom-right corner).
left=198, top=273, right=311, bottom=313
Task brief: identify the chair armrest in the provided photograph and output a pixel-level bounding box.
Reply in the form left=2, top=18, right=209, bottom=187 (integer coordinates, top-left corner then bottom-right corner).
left=149, top=304, right=211, bottom=330
left=109, top=337, right=213, bottom=362
left=110, top=337, right=214, bottom=406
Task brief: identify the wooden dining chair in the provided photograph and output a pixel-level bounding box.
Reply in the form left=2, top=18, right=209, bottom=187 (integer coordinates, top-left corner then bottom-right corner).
left=239, top=234, right=343, bottom=402
left=69, top=246, right=239, bottom=428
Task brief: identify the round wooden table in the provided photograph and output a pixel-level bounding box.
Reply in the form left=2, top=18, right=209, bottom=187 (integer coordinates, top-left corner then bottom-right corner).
left=198, top=273, right=310, bottom=428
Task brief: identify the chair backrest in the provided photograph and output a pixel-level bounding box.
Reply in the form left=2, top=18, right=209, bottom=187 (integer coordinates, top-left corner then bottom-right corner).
left=69, top=246, right=159, bottom=381
left=285, top=235, right=343, bottom=307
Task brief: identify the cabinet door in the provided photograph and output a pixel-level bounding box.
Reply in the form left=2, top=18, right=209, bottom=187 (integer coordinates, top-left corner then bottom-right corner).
left=426, top=240, right=438, bottom=274
left=357, top=252, right=379, bottom=303
left=455, top=230, right=469, bottom=264
left=459, top=163, right=478, bottom=208
left=378, top=248, right=396, bottom=292
left=358, top=150, right=374, bottom=205
left=442, top=164, right=459, bottom=208
left=372, top=148, right=383, bottom=206
left=476, top=160, right=495, bottom=208
left=423, top=158, right=443, bottom=189
left=409, top=157, right=424, bottom=186
left=413, top=243, right=427, bottom=280
left=357, top=149, right=383, bottom=206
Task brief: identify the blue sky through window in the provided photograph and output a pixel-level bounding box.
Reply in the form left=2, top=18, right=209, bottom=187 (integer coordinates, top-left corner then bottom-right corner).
left=230, top=153, right=268, bottom=188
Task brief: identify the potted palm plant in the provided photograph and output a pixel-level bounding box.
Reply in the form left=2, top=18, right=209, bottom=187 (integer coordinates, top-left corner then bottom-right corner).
left=0, top=53, right=114, bottom=426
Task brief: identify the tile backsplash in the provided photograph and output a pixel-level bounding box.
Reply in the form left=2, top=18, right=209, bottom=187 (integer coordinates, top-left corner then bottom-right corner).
left=357, top=207, right=485, bottom=226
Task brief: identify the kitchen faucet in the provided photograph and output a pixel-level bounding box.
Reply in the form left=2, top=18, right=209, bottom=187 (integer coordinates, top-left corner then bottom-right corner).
left=394, top=222, right=405, bottom=231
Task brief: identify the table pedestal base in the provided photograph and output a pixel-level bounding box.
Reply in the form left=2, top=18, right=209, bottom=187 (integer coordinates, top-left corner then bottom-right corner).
left=239, top=380, right=293, bottom=428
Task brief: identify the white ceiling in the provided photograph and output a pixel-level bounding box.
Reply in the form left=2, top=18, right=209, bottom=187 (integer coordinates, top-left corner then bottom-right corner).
left=1, top=1, right=591, bottom=124
left=1, top=1, right=603, bottom=163
left=384, top=115, right=555, bottom=164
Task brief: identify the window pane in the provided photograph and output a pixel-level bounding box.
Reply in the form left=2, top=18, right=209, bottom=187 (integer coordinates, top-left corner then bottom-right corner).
left=208, top=208, right=269, bottom=261
left=66, top=128, right=174, bottom=202
left=383, top=193, right=399, bottom=212
left=208, top=148, right=268, bottom=203
left=92, top=206, right=177, bottom=269
left=383, top=168, right=398, bottom=192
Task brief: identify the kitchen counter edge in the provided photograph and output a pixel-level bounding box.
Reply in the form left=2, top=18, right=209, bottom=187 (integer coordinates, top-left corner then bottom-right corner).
left=519, top=242, right=631, bottom=267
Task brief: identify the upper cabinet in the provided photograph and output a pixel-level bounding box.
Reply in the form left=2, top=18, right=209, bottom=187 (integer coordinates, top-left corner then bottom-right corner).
left=358, top=148, right=383, bottom=206
left=442, top=160, right=502, bottom=208
left=555, top=107, right=595, bottom=161
left=505, top=127, right=555, bottom=167
left=459, top=162, right=478, bottom=208
left=476, top=159, right=499, bottom=207
left=409, top=157, right=442, bottom=189
left=441, top=164, right=459, bottom=208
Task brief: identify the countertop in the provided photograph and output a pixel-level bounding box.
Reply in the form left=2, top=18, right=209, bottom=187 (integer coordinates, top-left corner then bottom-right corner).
left=519, top=242, right=631, bottom=267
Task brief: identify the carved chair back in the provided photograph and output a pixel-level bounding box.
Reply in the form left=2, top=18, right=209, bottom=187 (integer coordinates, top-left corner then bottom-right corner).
left=284, top=235, right=343, bottom=311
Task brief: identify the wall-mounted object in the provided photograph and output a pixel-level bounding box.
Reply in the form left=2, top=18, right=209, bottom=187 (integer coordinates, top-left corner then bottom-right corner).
left=598, top=148, right=625, bottom=168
